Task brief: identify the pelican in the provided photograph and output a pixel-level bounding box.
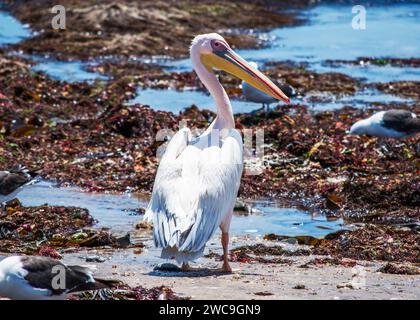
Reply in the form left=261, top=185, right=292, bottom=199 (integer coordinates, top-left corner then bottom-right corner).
left=241, top=61, right=296, bottom=112
left=349, top=110, right=419, bottom=138
left=144, top=33, right=290, bottom=272
left=0, top=256, right=118, bottom=300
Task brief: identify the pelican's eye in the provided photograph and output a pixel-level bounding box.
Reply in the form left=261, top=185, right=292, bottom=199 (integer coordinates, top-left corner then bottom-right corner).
left=211, top=39, right=227, bottom=52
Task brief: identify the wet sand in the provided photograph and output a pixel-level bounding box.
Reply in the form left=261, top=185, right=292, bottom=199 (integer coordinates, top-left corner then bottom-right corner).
left=60, top=236, right=420, bottom=300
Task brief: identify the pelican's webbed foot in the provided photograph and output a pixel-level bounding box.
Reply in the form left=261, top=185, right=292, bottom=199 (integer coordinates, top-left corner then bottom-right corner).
left=181, top=263, right=208, bottom=272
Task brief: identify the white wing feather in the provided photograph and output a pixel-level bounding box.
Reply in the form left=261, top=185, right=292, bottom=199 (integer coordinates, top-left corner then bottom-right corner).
left=145, top=127, right=243, bottom=261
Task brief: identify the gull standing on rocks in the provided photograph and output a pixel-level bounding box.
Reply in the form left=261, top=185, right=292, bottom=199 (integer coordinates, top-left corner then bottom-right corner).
left=0, top=256, right=119, bottom=300
left=241, top=61, right=296, bottom=112
left=0, top=165, right=38, bottom=209
left=349, top=109, right=419, bottom=138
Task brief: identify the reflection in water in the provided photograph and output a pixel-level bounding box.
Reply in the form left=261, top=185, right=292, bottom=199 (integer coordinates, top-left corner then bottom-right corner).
left=18, top=182, right=343, bottom=238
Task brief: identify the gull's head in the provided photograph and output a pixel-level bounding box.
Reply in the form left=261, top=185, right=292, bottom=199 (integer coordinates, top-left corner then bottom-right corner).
left=191, top=33, right=290, bottom=104
left=349, top=119, right=369, bottom=135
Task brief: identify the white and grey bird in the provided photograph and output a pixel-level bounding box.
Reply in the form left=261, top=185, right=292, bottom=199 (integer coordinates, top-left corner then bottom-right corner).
left=349, top=109, right=420, bottom=138
left=0, top=255, right=119, bottom=300
left=241, top=61, right=296, bottom=112
left=144, top=34, right=290, bottom=272
left=0, top=165, right=38, bottom=208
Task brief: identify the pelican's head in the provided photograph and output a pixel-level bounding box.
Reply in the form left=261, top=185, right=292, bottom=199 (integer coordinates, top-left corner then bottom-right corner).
left=191, top=33, right=290, bottom=103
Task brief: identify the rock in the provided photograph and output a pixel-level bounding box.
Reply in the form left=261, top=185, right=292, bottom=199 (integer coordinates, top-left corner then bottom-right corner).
left=234, top=199, right=250, bottom=215
left=76, top=229, right=115, bottom=247
left=254, top=291, right=274, bottom=296
left=293, top=284, right=306, bottom=289
left=286, top=238, right=298, bottom=245
left=233, top=199, right=262, bottom=215
left=71, top=232, right=89, bottom=240
left=135, top=220, right=153, bottom=230
left=115, top=233, right=131, bottom=248
left=337, top=283, right=355, bottom=289
left=80, top=255, right=106, bottom=263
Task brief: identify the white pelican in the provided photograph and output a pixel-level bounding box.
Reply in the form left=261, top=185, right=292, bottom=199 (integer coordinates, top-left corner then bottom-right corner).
left=242, top=61, right=296, bottom=112
left=0, top=165, right=38, bottom=209
left=349, top=110, right=419, bottom=138
left=0, top=256, right=118, bottom=300
left=145, top=33, right=290, bottom=272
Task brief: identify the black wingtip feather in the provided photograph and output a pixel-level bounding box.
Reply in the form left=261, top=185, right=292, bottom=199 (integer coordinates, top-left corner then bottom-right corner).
left=66, top=265, right=122, bottom=293
left=67, top=277, right=122, bottom=293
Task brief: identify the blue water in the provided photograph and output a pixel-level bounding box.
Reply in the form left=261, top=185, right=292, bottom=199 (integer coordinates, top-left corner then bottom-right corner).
left=302, top=88, right=412, bottom=111
left=231, top=205, right=343, bottom=238
left=243, top=4, right=420, bottom=62
left=0, top=10, right=105, bottom=83
left=10, top=51, right=108, bottom=83
left=18, top=182, right=343, bottom=237
left=0, top=11, right=31, bottom=46
left=163, top=4, right=420, bottom=82
left=130, top=86, right=412, bottom=114
left=18, top=181, right=144, bottom=231
left=32, top=60, right=108, bottom=83
left=129, top=87, right=264, bottom=114
left=313, top=62, right=420, bottom=83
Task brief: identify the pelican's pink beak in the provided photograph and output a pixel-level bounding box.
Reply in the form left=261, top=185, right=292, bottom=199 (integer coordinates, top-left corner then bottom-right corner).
left=201, top=46, right=290, bottom=103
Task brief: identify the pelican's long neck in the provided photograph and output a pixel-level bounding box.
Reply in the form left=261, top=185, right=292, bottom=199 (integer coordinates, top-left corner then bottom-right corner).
left=191, top=52, right=234, bottom=129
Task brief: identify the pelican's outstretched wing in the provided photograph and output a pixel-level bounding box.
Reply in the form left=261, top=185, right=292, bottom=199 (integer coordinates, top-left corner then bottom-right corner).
left=145, top=128, right=243, bottom=262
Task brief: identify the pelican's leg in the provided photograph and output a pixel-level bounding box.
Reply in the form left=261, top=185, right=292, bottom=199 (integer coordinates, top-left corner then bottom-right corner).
left=181, top=262, right=191, bottom=272
left=180, top=262, right=208, bottom=272
left=221, top=231, right=232, bottom=272
left=218, top=214, right=233, bottom=272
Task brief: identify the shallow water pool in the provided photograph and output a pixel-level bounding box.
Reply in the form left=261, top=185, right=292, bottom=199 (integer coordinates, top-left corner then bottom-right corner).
left=128, top=87, right=263, bottom=114
left=31, top=59, right=108, bottom=83
left=129, top=86, right=412, bottom=114
left=164, top=4, right=420, bottom=82
left=0, top=11, right=31, bottom=46
left=18, top=181, right=344, bottom=238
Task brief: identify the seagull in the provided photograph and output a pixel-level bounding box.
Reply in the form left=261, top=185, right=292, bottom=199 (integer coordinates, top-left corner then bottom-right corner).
left=0, top=165, right=38, bottom=209
left=144, top=33, right=290, bottom=272
left=349, top=110, right=420, bottom=138
left=241, top=61, right=296, bottom=112
left=0, top=256, right=119, bottom=300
